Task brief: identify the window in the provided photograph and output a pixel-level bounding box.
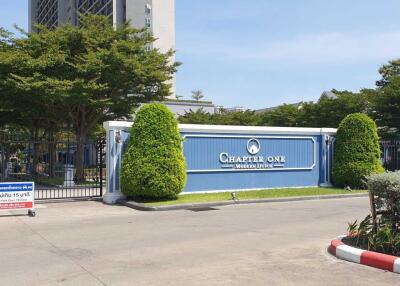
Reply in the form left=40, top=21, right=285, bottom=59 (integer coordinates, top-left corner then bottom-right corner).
left=145, top=17, right=151, bottom=28
left=145, top=3, right=151, bottom=14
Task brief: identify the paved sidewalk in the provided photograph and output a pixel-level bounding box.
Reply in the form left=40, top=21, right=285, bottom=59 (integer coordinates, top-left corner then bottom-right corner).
left=0, top=198, right=398, bottom=285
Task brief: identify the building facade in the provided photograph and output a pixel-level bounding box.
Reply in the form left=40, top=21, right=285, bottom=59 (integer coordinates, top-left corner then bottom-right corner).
left=163, top=100, right=216, bottom=117
left=29, top=0, right=176, bottom=98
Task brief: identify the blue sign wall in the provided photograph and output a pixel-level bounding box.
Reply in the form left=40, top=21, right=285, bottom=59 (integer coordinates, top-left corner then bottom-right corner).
left=103, top=122, right=336, bottom=203
left=179, top=125, right=336, bottom=193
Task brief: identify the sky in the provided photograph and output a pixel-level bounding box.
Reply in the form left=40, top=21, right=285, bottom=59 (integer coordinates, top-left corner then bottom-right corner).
left=2, top=1, right=400, bottom=109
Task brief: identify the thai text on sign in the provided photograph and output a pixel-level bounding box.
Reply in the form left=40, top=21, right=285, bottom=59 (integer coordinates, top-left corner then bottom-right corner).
left=0, top=182, right=35, bottom=210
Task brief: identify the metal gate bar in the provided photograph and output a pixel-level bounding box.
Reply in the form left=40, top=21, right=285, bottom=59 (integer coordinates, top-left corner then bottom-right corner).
left=0, top=135, right=105, bottom=200
left=380, top=140, right=400, bottom=171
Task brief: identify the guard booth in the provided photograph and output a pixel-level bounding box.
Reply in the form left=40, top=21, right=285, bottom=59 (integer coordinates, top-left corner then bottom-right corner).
left=103, top=122, right=336, bottom=204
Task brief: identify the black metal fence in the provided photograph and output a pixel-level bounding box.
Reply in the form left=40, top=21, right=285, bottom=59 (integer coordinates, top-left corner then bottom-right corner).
left=380, top=140, right=400, bottom=171
left=0, top=135, right=106, bottom=200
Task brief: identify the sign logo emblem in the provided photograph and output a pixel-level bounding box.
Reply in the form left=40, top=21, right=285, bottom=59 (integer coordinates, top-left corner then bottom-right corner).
left=247, top=138, right=260, bottom=155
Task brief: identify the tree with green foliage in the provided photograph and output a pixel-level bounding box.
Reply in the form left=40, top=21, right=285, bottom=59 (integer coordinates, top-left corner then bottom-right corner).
left=178, top=89, right=371, bottom=129
left=179, top=109, right=212, bottom=124
left=366, top=60, right=400, bottom=138
left=294, top=102, right=318, bottom=127
left=332, top=113, right=384, bottom=188
left=0, top=27, right=65, bottom=177
left=0, top=14, right=177, bottom=181
left=214, top=110, right=261, bottom=125
left=376, top=59, right=400, bottom=88
left=0, top=28, right=15, bottom=128
left=121, top=104, right=186, bottom=201
left=178, top=109, right=261, bottom=126
left=365, top=84, right=400, bottom=138
left=306, top=90, right=368, bottom=128
left=0, top=40, right=64, bottom=133
left=259, top=104, right=302, bottom=127
left=191, top=90, right=204, bottom=101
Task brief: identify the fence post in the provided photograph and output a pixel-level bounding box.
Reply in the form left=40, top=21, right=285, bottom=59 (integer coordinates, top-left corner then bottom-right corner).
left=102, top=121, right=132, bottom=204
left=99, top=138, right=104, bottom=197
left=0, top=144, right=4, bottom=181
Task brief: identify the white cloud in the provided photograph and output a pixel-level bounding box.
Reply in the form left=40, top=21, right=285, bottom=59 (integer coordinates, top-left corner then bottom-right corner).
left=179, top=31, right=400, bottom=66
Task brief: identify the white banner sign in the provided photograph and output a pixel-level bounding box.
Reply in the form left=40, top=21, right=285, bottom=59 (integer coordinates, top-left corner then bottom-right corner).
left=0, top=182, right=35, bottom=211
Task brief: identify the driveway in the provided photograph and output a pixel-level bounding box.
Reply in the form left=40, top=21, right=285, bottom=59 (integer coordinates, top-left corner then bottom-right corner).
left=0, top=198, right=398, bottom=285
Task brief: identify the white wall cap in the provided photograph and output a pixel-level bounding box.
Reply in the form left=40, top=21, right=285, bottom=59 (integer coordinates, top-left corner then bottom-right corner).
left=103, top=121, right=337, bottom=135
left=103, top=121, right=133, bottom=130
left=179, top=124, right=337, bottom=135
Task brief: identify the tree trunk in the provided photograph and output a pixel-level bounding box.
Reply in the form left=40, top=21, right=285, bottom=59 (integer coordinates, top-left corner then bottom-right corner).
left=0, top=144, right=5, bottom=180
left=73, top=109, right=101, bottom=184
left=47, top=131, right=56, bottom=178
left=3, top=146, right=10, bottom=178
left=75, top=132, right=86, bottom=183
left=32, top=129, right=39, bottom=177
left=369, top=191, right=378, bottom=233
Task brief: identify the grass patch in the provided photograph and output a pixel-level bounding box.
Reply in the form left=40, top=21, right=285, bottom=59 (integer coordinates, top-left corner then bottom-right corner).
left=142, top=187, right=367, bottom=206
left=37, top=176, right=64, bottom=186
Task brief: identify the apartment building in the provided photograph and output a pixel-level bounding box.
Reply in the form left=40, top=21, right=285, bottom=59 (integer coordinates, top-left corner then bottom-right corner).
left=29, top=0, right=176, bottom=98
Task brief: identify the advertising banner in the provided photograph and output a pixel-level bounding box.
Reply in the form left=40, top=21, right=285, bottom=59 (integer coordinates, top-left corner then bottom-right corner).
left=0, top=182, right=35, bottom=215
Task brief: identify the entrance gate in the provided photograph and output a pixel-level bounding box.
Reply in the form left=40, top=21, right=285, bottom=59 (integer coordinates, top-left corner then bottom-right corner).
left=381, top=140, right=400, bottom=171
left=0, top=134, right=106, bottom=200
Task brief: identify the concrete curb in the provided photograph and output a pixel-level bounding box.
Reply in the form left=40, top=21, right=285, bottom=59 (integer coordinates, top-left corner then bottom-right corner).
left=119, top=192, right=368, bottom=212
left=36, top=197, right=103, bottom=204
left=329, top=236, right=400, bottom=273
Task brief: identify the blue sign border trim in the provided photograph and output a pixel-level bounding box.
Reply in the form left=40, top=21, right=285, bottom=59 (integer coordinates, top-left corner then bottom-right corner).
left=183, top=135, right=317, bottom=173
left=0, top=182, right=34, bottom=192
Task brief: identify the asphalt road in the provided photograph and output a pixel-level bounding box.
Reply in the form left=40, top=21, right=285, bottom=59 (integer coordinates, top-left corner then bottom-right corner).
left=0, top=198, right=398, bottom=285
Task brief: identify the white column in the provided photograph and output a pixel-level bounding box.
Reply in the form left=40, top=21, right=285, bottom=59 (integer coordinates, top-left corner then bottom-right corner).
left=28, top=0, right=36, bottom=32
left=63, top=164, right=75, bottom=187
left=113, top=0, right=125, bottom=27
left=103, top=121, right=133, bottom=204
left=320, top=134, right=334, bottom=187
left=112, top=0, right=118, bottom=28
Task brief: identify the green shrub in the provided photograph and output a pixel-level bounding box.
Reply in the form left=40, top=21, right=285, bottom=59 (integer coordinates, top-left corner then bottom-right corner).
left=332, top=113, right=383, bottom=188
left=367, top=171, right=400, bottom=227
left=121, top=104, right=187, bottom=201
left=343, top=172, right=400, bottom=256
left=346, top=215, right=400, bottom=256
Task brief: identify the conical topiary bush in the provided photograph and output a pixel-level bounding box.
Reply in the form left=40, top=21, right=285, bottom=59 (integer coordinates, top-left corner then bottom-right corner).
left=121, top=103, right=187, bottom=200
left=332, top=113, right=384, bottom=188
